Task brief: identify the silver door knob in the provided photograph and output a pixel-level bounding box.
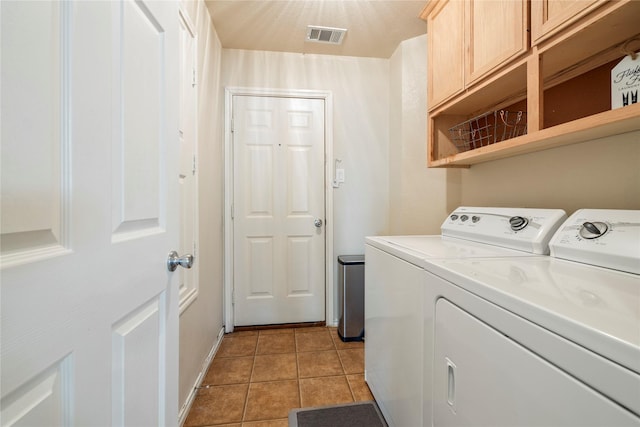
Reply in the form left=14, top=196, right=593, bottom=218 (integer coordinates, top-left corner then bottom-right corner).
left=314, top=218, right=323, bottom=228
left=167, top=251, right=194, bottom=272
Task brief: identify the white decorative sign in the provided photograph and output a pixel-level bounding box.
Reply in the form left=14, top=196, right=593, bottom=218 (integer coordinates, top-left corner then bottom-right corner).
left=611, top=54, right=640, bottom=109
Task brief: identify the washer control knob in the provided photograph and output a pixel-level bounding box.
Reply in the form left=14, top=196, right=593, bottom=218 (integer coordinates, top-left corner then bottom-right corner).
left=509, top=216, right=528, bottom=231
left=579, top=221, right=608, bottom=239
left=460, top=215, right=469, bottom=222
left=450, top=214, right=459, bottom=221
left=472, top=215, right=480, bottom=223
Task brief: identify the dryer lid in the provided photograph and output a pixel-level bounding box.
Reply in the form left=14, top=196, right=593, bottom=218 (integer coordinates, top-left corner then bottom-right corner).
left=550, top=209, right=640, bottom=274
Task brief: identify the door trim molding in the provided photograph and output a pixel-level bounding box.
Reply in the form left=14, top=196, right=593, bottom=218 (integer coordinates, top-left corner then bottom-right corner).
left=223, top=87, right=334, bottom=333
left=178, top=5, right=200, bottom=314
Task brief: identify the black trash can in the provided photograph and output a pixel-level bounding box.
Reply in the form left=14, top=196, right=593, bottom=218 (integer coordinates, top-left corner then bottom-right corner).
left=337, top=255, right=365, bottom=342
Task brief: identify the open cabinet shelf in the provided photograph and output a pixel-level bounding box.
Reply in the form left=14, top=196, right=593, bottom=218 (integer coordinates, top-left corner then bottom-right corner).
left=429, top=102, right=640, bottom=167
left=424, top=0, right=640, bottom=168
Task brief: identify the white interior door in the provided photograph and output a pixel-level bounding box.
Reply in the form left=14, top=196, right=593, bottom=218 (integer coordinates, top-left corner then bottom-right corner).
left=232, top=95, right=325, bottom=326
left=1, top=1, right=180, bottom=425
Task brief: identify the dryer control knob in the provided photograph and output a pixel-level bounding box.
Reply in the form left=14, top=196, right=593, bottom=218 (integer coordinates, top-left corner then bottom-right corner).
left=579, top=221, right=608, bottom=239
left=509, top=216, right=528, bottom=231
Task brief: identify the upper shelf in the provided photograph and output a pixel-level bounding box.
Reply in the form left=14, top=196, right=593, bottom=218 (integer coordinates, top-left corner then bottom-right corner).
left=429, top=102, right=640, bottom=168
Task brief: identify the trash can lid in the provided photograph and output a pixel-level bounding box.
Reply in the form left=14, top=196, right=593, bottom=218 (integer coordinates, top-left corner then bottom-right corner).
left=338, top=255, right=364, bottom=265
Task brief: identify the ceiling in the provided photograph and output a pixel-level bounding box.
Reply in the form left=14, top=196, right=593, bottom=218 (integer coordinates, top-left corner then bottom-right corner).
left=204, top=1, right=428, bottom=59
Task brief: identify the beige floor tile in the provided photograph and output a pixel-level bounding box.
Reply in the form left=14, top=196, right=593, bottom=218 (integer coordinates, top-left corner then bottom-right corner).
left=259, top=328, right=295, bottom=336
left=244, top=380, right=300, bottom=421
left=203, top=356, right=254, bottom=385
left=216, top=336, right=258, bottom=358
left=299, top=376, right=354, bottom=407
left=183, top=384, right=248, bottom=426
left=242, top=419, right=288, bottom=427
left=186, top=326, right=379, bottom=424
left=338, top=348, right=364, bottom=374
left=256, top=333, right=296, bottom=355
left=295, top=330, right=335, bottom=352
left=346, top=374, right=374, bottom=401
left=297, top=350, right=344, bottom=378
left=294, top=326, right=330, bottom=334
left=252, top=353, right=297, bottom=382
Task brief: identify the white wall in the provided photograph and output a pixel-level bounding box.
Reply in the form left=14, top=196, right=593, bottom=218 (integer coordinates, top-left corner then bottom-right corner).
left=221, top=49, right=390, bottom=323
left=388, top=35, right=456, bottom=235
left=178, top=0, right=225, bottom=416
left=459, top=131, right=640, bottom=213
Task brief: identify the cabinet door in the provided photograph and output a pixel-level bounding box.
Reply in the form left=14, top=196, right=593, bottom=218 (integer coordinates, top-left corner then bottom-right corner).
left=466, top=0, right=528, bottom=85
left=433, top=299, right=639, bottom=426
left=427, top=0, right=465, bottom=109
left=531, top=0, right=603, bottom=44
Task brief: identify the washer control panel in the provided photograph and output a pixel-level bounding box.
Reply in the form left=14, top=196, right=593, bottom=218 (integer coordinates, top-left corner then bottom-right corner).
left=550, top=209, right=640, bottom=274
left=441, top=207, right=567, bottom=254
left=579, top=221, right=609, bottom=239
left=509, top=216, right=529, bottom=231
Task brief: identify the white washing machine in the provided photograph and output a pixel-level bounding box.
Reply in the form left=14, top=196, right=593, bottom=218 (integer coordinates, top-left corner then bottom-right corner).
left=422, top=209, right=640, bottom=426
left=364, top=207, right=567, bottom=427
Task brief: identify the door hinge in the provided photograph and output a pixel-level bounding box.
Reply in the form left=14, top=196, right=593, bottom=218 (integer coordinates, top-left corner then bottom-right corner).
left=192, top=68, right=196, bottom=87
left=192, top=155, right=196, bottom=175
left=230, top=117, right=234, bottom=133
left=231, top=203, right=234, bottom=219
left=231, top=288, right=235, bottom=305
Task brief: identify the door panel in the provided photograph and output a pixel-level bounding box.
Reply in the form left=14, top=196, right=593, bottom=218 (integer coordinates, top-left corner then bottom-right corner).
left=111, top=297, right=164, bottom=426
left=0, top=0, right=68, bottom=261
left=233, top=96, right=325, bottom=326
left=115, top=0, right=163, bottom=233
left=1, top=1, right=179, bottom=425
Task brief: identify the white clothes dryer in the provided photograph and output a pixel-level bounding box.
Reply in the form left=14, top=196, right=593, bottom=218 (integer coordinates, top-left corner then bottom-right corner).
left=422, top=209, right=640, bottom=426
left=364, top=207, right=567, bottom=427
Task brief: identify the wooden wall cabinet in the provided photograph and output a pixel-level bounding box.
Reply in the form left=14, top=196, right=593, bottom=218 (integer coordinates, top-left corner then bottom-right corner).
left=531, top=0, right=603, bottom=45
left=425, top=0, right=528, bottom=110
left=422, top=0, right=640, bottom=168
left=426, top=0, right=465, bottom=108
left=466, top=0, right=528, bottom=85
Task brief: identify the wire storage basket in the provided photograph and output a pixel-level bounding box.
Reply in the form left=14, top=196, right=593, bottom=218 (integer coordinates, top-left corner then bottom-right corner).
left=449, top=110, right=527, bottom=152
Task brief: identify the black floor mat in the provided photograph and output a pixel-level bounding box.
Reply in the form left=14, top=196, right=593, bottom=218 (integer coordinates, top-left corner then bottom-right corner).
left=289, top=401, right=387, bottom=427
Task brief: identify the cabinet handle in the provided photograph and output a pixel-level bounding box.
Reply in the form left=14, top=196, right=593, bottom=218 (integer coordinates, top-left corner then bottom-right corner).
left=446, top=357, right=456, bottom=411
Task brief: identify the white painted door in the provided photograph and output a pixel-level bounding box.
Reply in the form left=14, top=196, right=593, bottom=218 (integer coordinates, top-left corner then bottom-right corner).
left=1, top=1, right=180, bottom=426
left=232, top=95, right=325, bottom=326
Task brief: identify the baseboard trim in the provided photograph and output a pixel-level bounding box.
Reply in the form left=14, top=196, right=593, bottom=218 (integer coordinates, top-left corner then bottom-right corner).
left=178, top=326, right=225, bottom=426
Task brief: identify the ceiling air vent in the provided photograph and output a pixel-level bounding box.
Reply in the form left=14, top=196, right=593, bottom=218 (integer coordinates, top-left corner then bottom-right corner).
left=306, top=26, right=347, bottom=45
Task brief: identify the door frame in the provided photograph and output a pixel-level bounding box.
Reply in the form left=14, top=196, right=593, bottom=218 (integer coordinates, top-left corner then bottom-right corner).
left=178, top=6, right=199, bottom=314
left=223, top=87, right=334, bottom=333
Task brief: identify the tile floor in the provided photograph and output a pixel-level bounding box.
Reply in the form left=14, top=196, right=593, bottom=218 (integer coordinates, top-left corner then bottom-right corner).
left=184, top=326, right=372, bottom=427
